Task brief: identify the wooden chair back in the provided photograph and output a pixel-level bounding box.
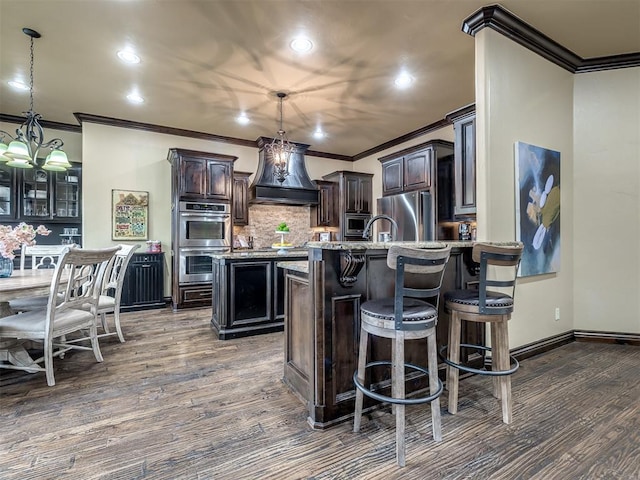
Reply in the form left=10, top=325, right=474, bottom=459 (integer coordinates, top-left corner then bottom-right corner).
left=20, top=244, right=68, bottom=271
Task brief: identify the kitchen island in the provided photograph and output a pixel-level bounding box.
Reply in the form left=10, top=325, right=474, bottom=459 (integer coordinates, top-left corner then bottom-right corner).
left=279, top=240, right=509, bottom=429
left=211, top=249, right=308, bottom=339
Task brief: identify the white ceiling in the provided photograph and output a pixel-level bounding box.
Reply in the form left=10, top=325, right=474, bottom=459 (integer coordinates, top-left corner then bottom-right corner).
left=1, top=0, right=639, bottom=158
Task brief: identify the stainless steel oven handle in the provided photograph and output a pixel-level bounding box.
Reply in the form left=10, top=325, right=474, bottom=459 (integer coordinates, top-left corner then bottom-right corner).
left=180, top=212, right=230, bottom=218
left=179, top=247, right=230, bottom=253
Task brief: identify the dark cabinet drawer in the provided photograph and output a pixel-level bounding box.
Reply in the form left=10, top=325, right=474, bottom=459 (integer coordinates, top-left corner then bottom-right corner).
left=180, top=285, right=213, bottom=306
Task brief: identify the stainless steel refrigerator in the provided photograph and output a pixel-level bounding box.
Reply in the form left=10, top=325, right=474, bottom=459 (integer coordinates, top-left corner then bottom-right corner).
left=377, top=190, right=435, bottom=241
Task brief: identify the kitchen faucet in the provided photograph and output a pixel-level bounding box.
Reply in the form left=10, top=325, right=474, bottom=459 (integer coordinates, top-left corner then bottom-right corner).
left=362, top=215, right=398, bottom=241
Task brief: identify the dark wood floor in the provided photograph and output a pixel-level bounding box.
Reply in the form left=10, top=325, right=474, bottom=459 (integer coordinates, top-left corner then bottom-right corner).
left=1, top=307, right=639, bottom=479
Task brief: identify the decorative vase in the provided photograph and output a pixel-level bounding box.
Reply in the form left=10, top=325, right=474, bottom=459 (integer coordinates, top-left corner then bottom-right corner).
left=0, top=256, right=13, bottom=278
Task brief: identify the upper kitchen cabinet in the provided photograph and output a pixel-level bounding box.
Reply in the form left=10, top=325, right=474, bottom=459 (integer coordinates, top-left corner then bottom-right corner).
left=310, top=180, right=337, bottom=228
left=446, top=104, right=476, bottom=216
left=0, top=165, right=16, bottom=219
left=233, top=171, right=251, bottom=226
left=168, top=148, right=236, bottom=202
left=323, top=171, right=373, bottom=215
left=379, top=140, right=453, bottom=197
left=53, top=165, right=81, bottom=220
left=18, top=164, right=82, bottom=222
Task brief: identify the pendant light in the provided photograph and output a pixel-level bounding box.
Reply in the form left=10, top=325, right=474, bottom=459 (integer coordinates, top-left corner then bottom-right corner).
left=0, top=28, right=71, bottom=171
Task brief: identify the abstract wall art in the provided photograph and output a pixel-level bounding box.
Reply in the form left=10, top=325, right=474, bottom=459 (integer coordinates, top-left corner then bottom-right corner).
left=514, top=142, right=561, bottom=277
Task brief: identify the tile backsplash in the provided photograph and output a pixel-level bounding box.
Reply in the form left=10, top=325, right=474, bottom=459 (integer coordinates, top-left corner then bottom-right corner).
left=234, top=204, right=314, bottom=249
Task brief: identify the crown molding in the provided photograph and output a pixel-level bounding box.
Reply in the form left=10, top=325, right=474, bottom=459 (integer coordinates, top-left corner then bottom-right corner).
left=0, top=113, right=82, bottom=134
left=462, top=4, right=640, bottom=73
left=351, top=118, right=451, bottom=161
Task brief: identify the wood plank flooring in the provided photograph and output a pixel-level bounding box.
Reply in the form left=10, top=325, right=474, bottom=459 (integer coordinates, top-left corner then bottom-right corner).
left=1, top=307, right=639, bottom=479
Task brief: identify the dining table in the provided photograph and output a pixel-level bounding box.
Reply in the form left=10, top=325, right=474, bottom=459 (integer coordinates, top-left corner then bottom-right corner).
left=0, top=269, right=57, bottom=371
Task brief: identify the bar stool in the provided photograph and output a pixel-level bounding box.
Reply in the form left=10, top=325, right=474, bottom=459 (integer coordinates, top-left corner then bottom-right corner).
left=353, top=245, right=451, bottom=467
left=441, top=242, right=523, bottom=424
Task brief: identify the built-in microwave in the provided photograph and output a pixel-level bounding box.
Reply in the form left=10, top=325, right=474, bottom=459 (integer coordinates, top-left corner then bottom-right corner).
left=178, top=201, right=231, bottom=248
left=344, top=214, right=371, bottom=238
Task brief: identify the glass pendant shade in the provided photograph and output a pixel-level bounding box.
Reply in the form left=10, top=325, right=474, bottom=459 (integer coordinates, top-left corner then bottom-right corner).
left=43, top=150, right=71, bottom=171
left=0, top=142, right=10, bottom=162
left=6, top=140, right=31, bottom=160
left=5, top=141, right=33, bottom=168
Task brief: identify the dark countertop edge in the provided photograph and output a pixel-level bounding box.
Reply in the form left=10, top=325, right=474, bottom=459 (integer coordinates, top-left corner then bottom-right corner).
left=305, top=240, right=521, bottom=250
left=276, top=261, right=309, bottom=274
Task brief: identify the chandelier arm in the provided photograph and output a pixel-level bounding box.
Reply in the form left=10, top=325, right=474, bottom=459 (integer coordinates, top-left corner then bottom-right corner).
left=3, top=28, right=69, bottom=169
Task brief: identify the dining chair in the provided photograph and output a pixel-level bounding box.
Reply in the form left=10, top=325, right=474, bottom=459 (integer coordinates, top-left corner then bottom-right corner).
left=0, top=246, right=119, bottom=386
left=95, top=244, right=140, bottom=342
left=9, top=244, right=73, bottom=313
left=20, top=244, right=67, bottom=271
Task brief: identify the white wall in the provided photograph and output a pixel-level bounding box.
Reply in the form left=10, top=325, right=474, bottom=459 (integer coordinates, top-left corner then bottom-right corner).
left=573, top=68, right=640, bottom=333
left=476, top=29, right=575, bottom=348
left=81, top=122, right=352, bottom=296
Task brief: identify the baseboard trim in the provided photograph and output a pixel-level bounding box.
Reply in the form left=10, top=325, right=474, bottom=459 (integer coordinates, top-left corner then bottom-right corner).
left=574, top=330, right=640, bottom=346
left=510, top=331, right=576, bottom=361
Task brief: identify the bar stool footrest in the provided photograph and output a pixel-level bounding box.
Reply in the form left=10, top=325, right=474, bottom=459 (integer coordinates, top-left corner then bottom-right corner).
left=439, top=344, right=519, bottom=376
left=353, top=360, right=443, bottom=405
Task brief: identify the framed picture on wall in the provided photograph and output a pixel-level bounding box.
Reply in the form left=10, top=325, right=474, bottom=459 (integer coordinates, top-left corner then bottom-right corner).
left=112, top=189, right=149, bottom=240
left=514, top=142, right=561, bottom=277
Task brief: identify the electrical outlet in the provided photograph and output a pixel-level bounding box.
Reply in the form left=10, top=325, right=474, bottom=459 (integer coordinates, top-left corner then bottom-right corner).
left=555, top=307, right=560, bottom=321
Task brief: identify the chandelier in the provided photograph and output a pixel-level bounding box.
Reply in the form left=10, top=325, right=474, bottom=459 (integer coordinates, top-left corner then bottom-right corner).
left=265, top=92, right=295, bottom=184
left=0, top=28, right=71, bottom=171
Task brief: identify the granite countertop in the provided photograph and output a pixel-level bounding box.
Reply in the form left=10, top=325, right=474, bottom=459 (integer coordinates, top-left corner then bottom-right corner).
left=212, top=248, right=308, bottom=259
left=276, top=261, right=309, bottom=274
left=305, top=240, right=521, bottom=250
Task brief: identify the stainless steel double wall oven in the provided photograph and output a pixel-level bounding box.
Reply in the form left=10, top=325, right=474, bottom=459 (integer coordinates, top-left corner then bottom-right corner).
left=178, top=201, right=231, bottom=283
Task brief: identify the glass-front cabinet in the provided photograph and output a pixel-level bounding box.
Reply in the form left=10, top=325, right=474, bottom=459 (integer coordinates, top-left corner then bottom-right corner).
left=54, top=165, right=81, bottom=220
left=19, top=164, right=81, bottom=221
left=0, top=162, right=81, bottom=222
left=22, top=168, right=51, bottom=218
left=0, top=165, right=15, bottom=219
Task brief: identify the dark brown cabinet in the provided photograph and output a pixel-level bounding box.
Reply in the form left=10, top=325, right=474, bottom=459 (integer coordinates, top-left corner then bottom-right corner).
left=310, top=180, right=337, bottom=228
left=404, top=149, right=432, bottom=190
left=167, top=148, right=237, bottom=311
left=343, top=174, right=372, bottom=213
left=379, top=141, right=450, bottom=197
left=381, top=157, right=403, bottom=195
left=232, top=171, right=251, bottom=226
left=447, top=104, right=477, bottom=216
left=321, top=171, right=373, bottom=241
left=120, top=252, right=165, bottom=311
left=169, top=149, right=235, bottom=202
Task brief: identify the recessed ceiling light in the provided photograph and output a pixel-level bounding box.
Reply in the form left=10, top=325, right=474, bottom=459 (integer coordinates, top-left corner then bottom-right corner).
left=290, top=36, right=313, bottom=53
left=313, top=128, right=325, bottom=139
left=8, top=80, right=29, bottom=91
left=394, top=71, right=414, bottom=89
left=126, top=92, right=144, bottom=104
left=117, top=49, right=141, bottom=64
left=236, top=113, right=250, bottom=125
